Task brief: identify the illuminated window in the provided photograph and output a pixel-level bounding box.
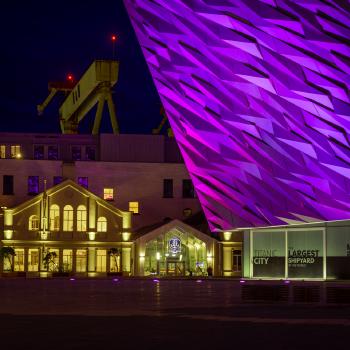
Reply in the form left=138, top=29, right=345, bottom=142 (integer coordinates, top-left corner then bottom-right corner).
left=63, top=205, right=74, bottom=231
left=62, top=249, right=73, bottom=272
left=76, top=249, right=87, bottom=272
left=96, top=249, right=107, bottom=272
left=129, top=201, right=139, bottom=214
left=29, top=215, right=39, bottom=231
left=77, top=205, right=87, bottom=232
left=28, top=249, right=39, bottom=272
left=49, top=204, right=60, bottom=231
left=97, top=217, right=107, bottom=232
left=232, top=249, right=242, bottom=272
left=0, top=145, right=6, bottom=158
left=10, top=145, right=21, bottom=158
left=14, top=249, right=25, bottom=272
left=103, top=188, right=114, bottom=201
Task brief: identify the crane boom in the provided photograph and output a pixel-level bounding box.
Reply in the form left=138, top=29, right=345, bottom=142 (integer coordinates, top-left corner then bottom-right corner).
left=59, top=60, right=119, bottom=134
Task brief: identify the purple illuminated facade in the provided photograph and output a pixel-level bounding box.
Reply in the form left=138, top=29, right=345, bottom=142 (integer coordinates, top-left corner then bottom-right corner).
left=124, top=0, right=350, bottom=230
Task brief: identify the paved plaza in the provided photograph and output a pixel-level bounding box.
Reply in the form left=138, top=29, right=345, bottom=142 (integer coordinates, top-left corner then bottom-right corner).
left=0, top=278, right=349, bottom=349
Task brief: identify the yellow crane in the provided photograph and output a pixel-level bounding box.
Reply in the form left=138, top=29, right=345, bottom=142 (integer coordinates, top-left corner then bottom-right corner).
left=152, top=105, right=173, bottom=137
left=37, top=60, right=119, bottom=135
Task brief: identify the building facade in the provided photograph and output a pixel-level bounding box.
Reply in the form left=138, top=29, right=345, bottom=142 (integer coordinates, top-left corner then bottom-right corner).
left=0, top=133, right=201, bottom=230
left=0, top=180, right=242, bottom=277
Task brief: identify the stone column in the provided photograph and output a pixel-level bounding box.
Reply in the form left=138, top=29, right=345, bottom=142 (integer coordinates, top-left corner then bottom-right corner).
left=106, top=251, right=111, bottom=273
left=88, top=247, right=96, bottom=272
left=58, top=249, right=63, bottom=272
left=72, top=248, right=77, bottom=274
left=24, top=247, right=29, bottom=273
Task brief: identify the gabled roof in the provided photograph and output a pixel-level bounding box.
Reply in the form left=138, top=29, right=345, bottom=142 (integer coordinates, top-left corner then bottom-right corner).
left=6, top=179, right=128, bottom=218
left=134, top=218, right=218, bottom=244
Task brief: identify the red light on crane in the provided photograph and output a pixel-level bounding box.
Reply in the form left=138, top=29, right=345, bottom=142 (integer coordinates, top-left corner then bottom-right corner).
left=67, top=74, right=74, bottom=82
left=111, top=35, right=117, bottom=42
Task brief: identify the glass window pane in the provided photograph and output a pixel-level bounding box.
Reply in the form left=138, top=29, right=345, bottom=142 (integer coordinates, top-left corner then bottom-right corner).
left=48, top=145, right=58, bottom=160
left=28, top=176, right=39, bottom=195
left=34, top=145, right=44, bottom=160
left=252, top=231, right=285, bottom=278
left=103, top=188, right=114, bottom=201
left=72, top=146, right=81, bottom=161
left=163, top=179, right=173, bottom=198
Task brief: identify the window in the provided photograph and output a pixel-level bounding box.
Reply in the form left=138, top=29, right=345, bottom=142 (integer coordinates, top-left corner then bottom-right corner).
left=72, top=146, right=81, bottom=161
left=163, top=179, right=173, bottom=198
left=97, top=217, right=107, bottom=232
left=77, top=205, right=87, bottom=232
left=78, top=177, right=88, bottom=189
left=14, top=249, right=25, bottom=272
left=103, top=188, right=114, bottom=201
left=76, top=249, right=87, bottom=272
left=62, top=249, right=73, bottom=272
left=48, top=145, right=58, bottom=160
left=232, top=249, right=242, bottom=272
left=182, top=179, right=196, bottom=198
left=96, top=249, right=107, bottom=272
left=0, top=145, right=6, bottom=158
left=28, top=249, right=39, bottom=272
left=129, top=201, right=139, bottom=214
left=29, top=215, right=39, bottom=231
left=11, top=145, right=21, bottom=158
left=34, top=145, right=44, bottom=160
left=53, top=176, right=63, bottom=186
left=3, top=175, right=14, bottom=195
left=28, top=176, right=39, bottom=195
left=63, top=205, right=74, bottom=231
left=86, top=147, right=96, bottom=161
left=49, top=204, right=60, bottom=231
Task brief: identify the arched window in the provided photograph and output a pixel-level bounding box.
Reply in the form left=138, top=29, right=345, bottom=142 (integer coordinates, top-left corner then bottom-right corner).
left=63, top=205, right=74, bottom=231
left=77, top=205, right=87, bottom=232
left=29, top=215, right=39, bottom=231
left=49, top=204, right=60, bottom=231
left=97, top=217, right=107, bottom=232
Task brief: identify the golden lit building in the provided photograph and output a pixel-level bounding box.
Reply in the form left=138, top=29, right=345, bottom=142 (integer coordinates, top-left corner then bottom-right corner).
left=0, top=179, right=242, bottom=277
left=0, top=180, right=132, bottom=277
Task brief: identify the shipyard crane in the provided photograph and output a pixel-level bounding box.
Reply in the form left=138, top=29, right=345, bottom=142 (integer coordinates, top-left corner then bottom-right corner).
left=37, top=60, right=119, bottom=135
left=152, top=105, right=173, bottom=137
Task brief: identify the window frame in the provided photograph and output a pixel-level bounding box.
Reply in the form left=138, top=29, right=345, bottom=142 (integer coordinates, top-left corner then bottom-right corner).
left=77, top=205, right=87, bottom=232
left=63, top=205, right=74, bottom=231
left=129, top=201, right=139, bottom=214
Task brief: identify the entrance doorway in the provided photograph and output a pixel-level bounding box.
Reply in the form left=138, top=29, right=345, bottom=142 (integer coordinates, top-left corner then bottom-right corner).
left=166, top=261, right=185, bottom=276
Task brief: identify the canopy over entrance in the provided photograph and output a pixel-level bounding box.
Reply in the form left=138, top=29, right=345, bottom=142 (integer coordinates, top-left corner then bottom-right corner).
left=134, top=219, right=218, bottom=276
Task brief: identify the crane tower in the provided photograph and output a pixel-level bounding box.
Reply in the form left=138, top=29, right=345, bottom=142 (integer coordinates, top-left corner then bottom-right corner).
left=37, top=60, right=119, bottom=135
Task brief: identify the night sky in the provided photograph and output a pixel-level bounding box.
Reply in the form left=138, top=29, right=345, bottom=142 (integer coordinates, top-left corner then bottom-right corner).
left=0, top=0, right=162, bottom=134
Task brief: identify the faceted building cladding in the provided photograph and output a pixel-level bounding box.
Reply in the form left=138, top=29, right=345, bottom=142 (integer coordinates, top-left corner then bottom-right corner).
left=124, top=0, right=350, bottom=230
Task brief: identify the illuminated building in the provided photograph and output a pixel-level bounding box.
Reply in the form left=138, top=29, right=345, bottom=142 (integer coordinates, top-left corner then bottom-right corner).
left=0, top=133, right=241, bottom=277
left=124, top=0, right=350, bottom=279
